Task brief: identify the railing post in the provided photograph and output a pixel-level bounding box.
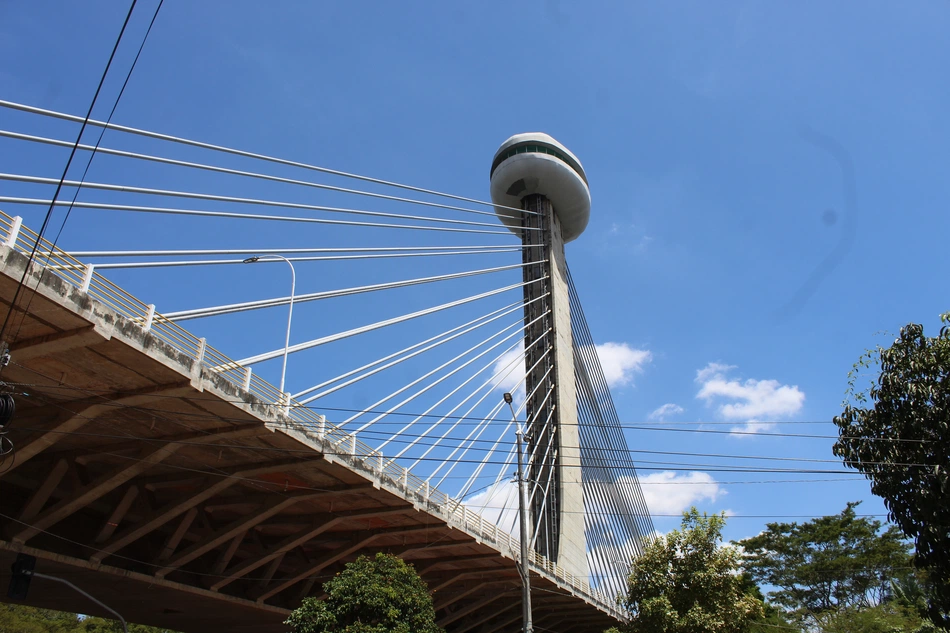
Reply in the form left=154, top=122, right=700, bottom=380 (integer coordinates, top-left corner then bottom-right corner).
left=194, top=337, right=206, bottom=377
left=400, top=469, right=408, bottom=491
left=281, top=391, right=290, bottom=416
left=80, top=264, right=95, bottom=293
left=350, top=434, right=357, bottom=456
left=376, top=451, right=383, bottom=474
left=316, top=414, right=326, bottom=440
left=4, top=216, right=22, bottom=248
left=143, top=304, right=156, bottom=332
left=242, top=366, right=252, bottom=391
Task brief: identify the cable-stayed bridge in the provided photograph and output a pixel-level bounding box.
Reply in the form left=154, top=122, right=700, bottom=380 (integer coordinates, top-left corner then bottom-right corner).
left=0, top=100, right=653, bottom=633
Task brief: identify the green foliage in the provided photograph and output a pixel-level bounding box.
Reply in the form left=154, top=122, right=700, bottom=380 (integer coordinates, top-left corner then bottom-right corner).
left=0, top=603, right=179, bottom=633
left=834, top=312, right=950, bottom=627
left=0, top=603, right=76, bottom=633
left=737, top=573, right=802, bottom=633
left=822, top=603, right=928, bottom=633
left=612, top=508, right=763, bottom=633
left=284, top=552, right=442, bottom=633
left=738, top=502, right=911, bottom=629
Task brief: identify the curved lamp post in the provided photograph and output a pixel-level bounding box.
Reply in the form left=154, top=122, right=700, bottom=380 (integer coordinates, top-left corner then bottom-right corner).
left=242, top=255, right=295, bottom=395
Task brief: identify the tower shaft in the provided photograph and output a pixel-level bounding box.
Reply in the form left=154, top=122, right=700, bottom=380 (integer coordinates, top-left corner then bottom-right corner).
left=519, top=194, right=586, bottom=577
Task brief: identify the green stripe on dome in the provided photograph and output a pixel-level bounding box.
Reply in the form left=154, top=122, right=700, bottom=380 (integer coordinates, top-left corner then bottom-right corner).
left=490, top=142, right=588, bottom=185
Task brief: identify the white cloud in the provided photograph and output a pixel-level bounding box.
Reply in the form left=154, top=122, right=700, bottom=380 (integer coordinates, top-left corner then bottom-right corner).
left=649, top=403, right=685, bottom=421
left=463, top=480, right=519, bottom=535
left=729, top=420, right=780, bottom=434
left=493, top=341, right=651, bottom=393
left=639, top=471, right=723, bottom=515
left=491, top=344, right=525, bottom=401
left=695, top=362, right=804, bottom=435
left=594, top=342, right=652, bottom=387
left=696, top=362, right=736, bottom=383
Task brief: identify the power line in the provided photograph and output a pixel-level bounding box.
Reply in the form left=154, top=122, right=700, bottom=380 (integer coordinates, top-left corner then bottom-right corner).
left=0, top=0, right=141, bottom=353
left=5, top=424, right=909, bottom=474
left=8, top=375, right=933, bottom=469
left=6, top=377, right=934, bottom=445
left=1, top=440, right=897, bottom=520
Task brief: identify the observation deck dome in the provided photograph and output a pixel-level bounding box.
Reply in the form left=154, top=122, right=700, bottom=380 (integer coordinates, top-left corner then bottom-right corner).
left=489, top=132, right=590, bottom=243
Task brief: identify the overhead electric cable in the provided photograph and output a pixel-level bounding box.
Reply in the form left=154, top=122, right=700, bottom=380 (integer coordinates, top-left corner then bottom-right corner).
left=0, top=1, right=141, bottom=355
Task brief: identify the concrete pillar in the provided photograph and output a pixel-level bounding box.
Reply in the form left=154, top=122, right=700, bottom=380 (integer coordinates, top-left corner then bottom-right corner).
left=547, top=204, right=586, bottom=581
left=520, top=194, right=587, bottom=581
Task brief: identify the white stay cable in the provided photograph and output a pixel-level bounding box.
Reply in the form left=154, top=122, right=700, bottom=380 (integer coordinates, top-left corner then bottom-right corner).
left=0, top=100, right=533, bottom=218
left=376, top=341, right=525, bottom=458
left=228, top=280, right=538, bottom=367
left=295, top=299, right=536, bottom=403
left=398, top=329, right=543, bottom=470
left=526, top=402, right=558, bottom=504
left=0, top=197, right=512, bottom=236
left=62, top=244, right=518, bottom=257
left=425, top=339, right=544, bottom=489
left=81, top=249, right=519, bottom=270
left=458, top=357, right=554, bottom=500
left=383, top=312, right=551, bottom=460
left=348, top=320, right=530, bottom=433
left=475, top=444, right=520, bottom=520
left=530, top=445, right=559, bottom=551
left=463, top=433, right=517, bottom=508
left=164, top=261, right=537, bottom=321
left=523, top=389, right=558, bottom=483
left=422, top=350, right=528, bottom=483
left=296, top=298, right=546, bottom=403
left=0, top=174, right=534, bottom=231
left=429, top=400, right=506, bottom=489
left=0, top=129, right=528, bottom=221
left=414, top=391, right=503, bottom=479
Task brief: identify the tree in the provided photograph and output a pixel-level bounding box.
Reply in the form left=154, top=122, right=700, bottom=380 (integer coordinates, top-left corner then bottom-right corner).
left=284, top=553, right=442, bottom=633
left=833, top=312, right=950, bottom=626
left=612, top=508, right=764, bottom=633
left=737, top=502, right=912, bottom=630
left=737, top=573, right=802, bottom=633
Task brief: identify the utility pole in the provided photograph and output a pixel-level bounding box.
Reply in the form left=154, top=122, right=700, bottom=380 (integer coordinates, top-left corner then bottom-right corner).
left=505, top=392, right=533, bottom=633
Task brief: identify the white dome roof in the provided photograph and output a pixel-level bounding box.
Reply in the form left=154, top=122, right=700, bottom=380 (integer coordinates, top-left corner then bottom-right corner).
left=489, top=133, right=590, bottom=243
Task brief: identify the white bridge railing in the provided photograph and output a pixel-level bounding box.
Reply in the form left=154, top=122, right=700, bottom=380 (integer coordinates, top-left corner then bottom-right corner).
left=0, top=210, right=624, bottom=620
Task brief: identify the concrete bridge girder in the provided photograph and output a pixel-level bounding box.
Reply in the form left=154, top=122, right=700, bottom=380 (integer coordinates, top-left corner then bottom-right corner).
left=0, top=240, right=621, bottom=631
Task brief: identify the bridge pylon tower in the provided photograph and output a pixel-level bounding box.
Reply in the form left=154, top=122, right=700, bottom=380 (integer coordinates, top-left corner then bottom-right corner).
left=490, top=133, right=591, bottom=580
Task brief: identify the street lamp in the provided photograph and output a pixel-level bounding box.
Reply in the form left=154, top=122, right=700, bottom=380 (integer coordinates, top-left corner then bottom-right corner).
left=242, top=255, right=295, bottom=395
left=504, top=392, right=534, bottom=633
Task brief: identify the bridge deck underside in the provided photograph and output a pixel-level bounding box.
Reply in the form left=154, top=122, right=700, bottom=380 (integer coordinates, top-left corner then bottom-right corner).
left=0, top=247, right=618, bottom=633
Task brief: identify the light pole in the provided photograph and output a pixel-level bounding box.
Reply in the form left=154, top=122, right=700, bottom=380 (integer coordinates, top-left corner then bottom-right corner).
left=242, top=255, right=295, bottom=395
left=504, top=392, right=533, bottom=633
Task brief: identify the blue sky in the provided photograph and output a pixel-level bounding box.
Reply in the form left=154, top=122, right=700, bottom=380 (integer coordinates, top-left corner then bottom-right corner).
left=2, top=0, right=949, bottom=548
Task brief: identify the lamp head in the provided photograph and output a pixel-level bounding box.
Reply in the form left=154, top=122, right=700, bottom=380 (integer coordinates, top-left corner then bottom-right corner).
left=242, top=256, right=261, bottom=264
left=503, top=392, right=513, bottom=404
